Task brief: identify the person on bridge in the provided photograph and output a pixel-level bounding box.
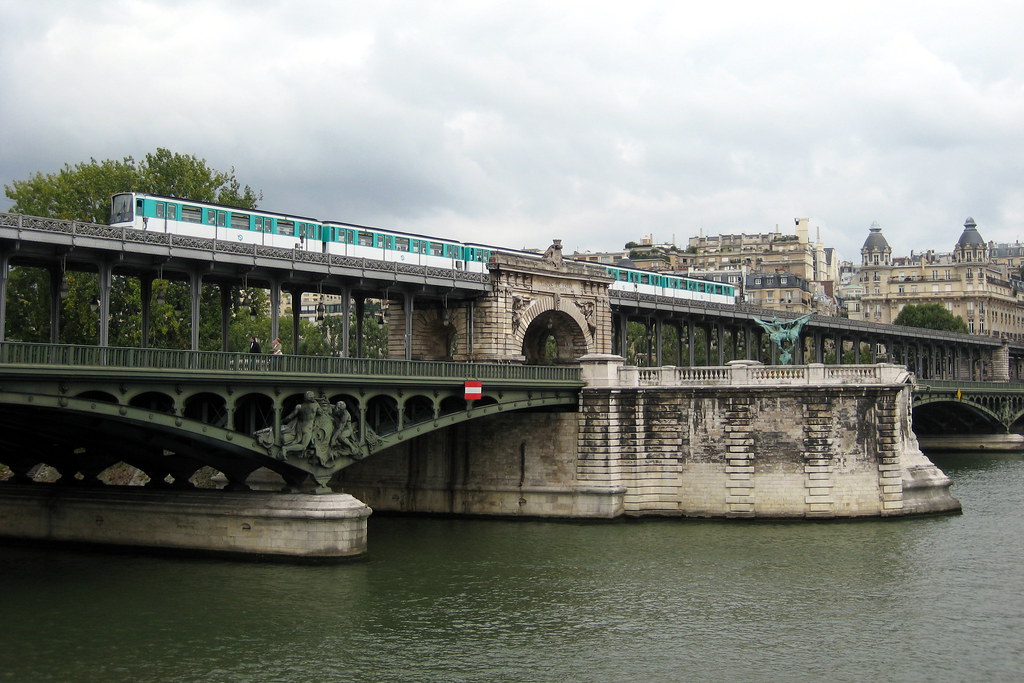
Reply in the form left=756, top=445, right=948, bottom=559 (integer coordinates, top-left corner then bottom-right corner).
left=249, top=336, right=262, bottom=354
left=271, top=338, right=283, bottom=355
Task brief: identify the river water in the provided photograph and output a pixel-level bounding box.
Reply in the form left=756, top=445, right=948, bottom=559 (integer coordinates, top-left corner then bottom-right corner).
left=2, top=451, right=1022, bottom=682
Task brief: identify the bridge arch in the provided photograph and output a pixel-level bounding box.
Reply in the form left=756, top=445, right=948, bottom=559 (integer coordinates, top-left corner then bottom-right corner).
left=128, top=391, right=176, bottom=414
left=519, top=302, right=591, bottom=364
left=183, top=392, right=228, bottom=427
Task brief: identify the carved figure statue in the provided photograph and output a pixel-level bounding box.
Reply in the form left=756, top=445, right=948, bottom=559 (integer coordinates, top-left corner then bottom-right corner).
left=511, top=295, right=532, bottom=331
left=753, top=314, right=812, bottom=365
left=330, top=401, right=362, bottom=456
left=255, top=393, right=378, bottom=467
left=574, top=300, right=596, bottom=334
left=278, top=391, right=320, bottom=455
left=542, top=239, right=564, bottom=267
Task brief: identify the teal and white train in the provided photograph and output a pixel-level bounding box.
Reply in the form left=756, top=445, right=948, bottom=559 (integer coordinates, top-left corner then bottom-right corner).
left=110, top=192, right=737, bottom=304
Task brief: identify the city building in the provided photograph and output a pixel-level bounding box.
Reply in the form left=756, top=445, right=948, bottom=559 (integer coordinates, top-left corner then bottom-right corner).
left=856, top=218, right=1024, bottom=338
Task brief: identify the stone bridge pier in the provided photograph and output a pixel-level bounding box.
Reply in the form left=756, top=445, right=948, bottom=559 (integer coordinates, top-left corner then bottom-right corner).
left=338, top=357, right=961, bottom=519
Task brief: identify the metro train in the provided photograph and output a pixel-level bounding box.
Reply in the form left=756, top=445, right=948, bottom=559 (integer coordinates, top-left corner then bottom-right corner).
left=109, top=192, right=737, bottom=305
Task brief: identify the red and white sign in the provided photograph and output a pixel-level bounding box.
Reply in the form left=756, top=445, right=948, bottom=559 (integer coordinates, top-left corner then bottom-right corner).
left=464, top=381, right=482, bottom=400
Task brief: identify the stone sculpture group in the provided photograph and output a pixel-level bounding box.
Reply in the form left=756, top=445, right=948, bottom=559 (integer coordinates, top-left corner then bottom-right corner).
left=255, top=392, right=378, bottom=467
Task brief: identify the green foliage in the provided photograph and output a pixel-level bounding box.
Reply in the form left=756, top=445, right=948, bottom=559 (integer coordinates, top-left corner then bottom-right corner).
left=5, top=147, right=261, bottom=223
left=286, top=309, right=389, bottom=358
left=893, top=303, right=969, bottom=333
left=3, top=149, right=264, bottom=347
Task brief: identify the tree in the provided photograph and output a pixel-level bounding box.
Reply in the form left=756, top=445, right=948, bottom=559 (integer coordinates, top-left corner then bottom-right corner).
left=3, top=149, right=262, bottom=346
left=5, top=148, right=260, bottom=222
left=893, top=303, right=969, bottom=333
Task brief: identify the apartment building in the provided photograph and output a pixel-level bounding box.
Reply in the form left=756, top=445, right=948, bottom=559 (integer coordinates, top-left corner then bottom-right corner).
left=857, top=218, right=1024, bottom=338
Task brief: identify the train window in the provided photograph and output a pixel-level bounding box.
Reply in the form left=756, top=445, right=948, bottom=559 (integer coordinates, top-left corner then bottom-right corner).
left=640, top=274, right=649, bottom=284
left=218, top=211, right=226, bottom=227
left=263, top=218, right=273, bottom=232
left=278, top=220, right=294, bottom=236
left=413, top=241, right=427, bottom=254
left=206, top=210, right=216, bottom=225
left=165, top=204, right=176, bottom=220
left=358, top=232, right=374, bottom=246
left=231, top=213, right=249, bottom=229
left=446, top=245, right=459, bottom=258
left=181, top=206, right=201, bottom=223
left=430, top=243, right=444, bottom=256
left=110, top=194, right=133, bottom=222
left=395, top=237, right=410, bottom=251
left=155, top=203, right=165, bottom=218
left=255, top=217, right=263, bottom=231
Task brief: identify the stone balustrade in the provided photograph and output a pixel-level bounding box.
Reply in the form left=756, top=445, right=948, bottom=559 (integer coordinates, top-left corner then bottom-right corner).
left=579, top=354, right=913, bottom=388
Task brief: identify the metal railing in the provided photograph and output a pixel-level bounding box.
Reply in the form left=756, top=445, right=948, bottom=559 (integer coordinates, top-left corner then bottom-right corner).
left=0, top=341, right=582, bottom=383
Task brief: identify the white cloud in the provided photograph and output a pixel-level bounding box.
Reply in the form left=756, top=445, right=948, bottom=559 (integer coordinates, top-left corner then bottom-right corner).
left=3, top=0, right=1024, bottom=263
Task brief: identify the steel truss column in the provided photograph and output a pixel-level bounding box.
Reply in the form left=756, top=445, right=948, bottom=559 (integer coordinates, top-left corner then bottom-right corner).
left=269, top=279, right=282, bottom=346
left=467, top=299, right=475, bottom=357
left=98, top=261, right=113, bottom=348
left=655, top=317, right=664, bottom=366
left=289, top=286, right=304, bottom=355
left=617, top=311, right=629, bottom=359
left=354, top=295, right=366, bottom=358
left=340, top=285, right=352, bottom=358
left=0, top=251, right=8, bottom=342
left=403, top=291, right=414, bottom=361
left=140, top=276, right=153, bottom=349
left=218, top=283, right=231, bottom=352
left=188, top=270, right=202, bottom=352
left=675, top=321, right=685, bottom=366
left=48, top=266, right=63, bottom=345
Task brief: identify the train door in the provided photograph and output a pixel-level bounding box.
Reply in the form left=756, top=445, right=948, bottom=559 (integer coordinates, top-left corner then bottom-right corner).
left=205, top=209, right=227, bottom=240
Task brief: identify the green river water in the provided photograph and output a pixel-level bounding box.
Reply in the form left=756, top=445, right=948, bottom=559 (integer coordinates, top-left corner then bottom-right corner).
left=1, top=451, right=1022, bottom=682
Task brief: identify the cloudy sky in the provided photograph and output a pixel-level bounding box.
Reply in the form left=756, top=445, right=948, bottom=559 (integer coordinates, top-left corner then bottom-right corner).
left=2, top=1, right=1022, bottom=262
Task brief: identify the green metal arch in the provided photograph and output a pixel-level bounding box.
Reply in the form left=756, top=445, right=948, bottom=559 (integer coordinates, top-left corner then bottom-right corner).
left=0, top=387, right=579, bottom=491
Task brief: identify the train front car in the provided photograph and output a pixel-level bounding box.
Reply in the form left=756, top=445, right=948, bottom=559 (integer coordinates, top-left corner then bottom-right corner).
left=110, top=192, right=141, bottom=229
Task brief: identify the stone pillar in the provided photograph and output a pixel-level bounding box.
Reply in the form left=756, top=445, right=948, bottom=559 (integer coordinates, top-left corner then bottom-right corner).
left=579, top=353, right=625, bottom=388
left=991, top=338, right=1010, bottom=382
left=723, top=395, right=755, bottom=517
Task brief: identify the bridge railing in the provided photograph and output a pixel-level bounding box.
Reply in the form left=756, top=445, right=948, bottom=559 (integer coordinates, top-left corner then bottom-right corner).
left=579, top=356, right=913, bottom=388
left=0, top=341, right=582, bottom=383
left=628, top=362, right=912, bottom=387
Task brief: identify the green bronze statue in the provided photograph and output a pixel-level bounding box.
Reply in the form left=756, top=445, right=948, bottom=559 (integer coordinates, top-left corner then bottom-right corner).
left=753, top=314, right=812, bottom=365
